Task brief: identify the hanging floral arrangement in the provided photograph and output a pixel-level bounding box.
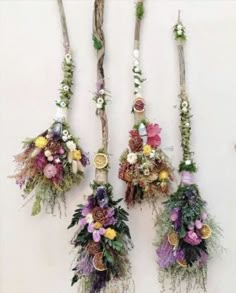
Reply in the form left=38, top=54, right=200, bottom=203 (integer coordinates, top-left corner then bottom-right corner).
left=156, top=14, right=222, bottom=292
left=118, top=0, right=174, bottom=207
left=11, top=0, right=88, bottom=215
left=69, top=1, right=133, bottom=292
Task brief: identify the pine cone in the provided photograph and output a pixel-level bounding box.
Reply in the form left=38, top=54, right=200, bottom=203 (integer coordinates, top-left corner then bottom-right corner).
left=129, top=135, right=143, bottom=152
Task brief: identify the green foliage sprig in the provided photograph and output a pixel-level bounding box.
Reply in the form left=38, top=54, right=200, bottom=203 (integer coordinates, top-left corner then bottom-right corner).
left=56, top=54, right=74, bottom=109
left=136, top=2, right=144, bottom=20
left=93, top=35, right=102, bottom=50
left=174, top=22, right=186, bottom=41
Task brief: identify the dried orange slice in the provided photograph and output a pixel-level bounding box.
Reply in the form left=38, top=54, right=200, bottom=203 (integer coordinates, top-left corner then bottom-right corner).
left=199, top=224, right=212, bottom=239
left=177, top=259, right=188, bottom=268
left=93, top=153, right=108, bottom=169
left=168, top=232, right=179, bottom=246
left=93, top=252, right=106, bottom=271
left=133, top=97, right=145, bottom=113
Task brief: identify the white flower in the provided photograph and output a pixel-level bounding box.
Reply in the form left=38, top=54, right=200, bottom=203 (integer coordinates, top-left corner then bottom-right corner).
left=185, top=122, right=190, bottom=127
left=133, top=49, right=139, bottom=58
left=65, top=53, right=72, bottom=64
left=62, top=135, right=68, bottom=142
left=96, top=103, right=103, bottom=109
left=48, top=156, right=54, bottom=162
left=177, top=30, right=183, bottom=36
left=62, top=129, right=69, bottom=136
left=182, top=101, right=188, bottom=108
left=86, top=213, right=94, bottom=224
left=60, top=101, right=66, bottom=108
left=66, top=140, right=76, bottom=151
left=143, top=169, right=150, bottom=176
left=177, top=24, right=183, bottom=30
left=97, top=97, right=104, bottom=105
left=182, top=107, right=188, bottom=113
left=185, top=160, right=191, bottom=165
left=127, top=152, right=138, bottom=164
left=134, top=78, right=141, bottom=85
left=149, top=150, right=156, bottom=159
left=134, top=67, right=140, bottom=73
left=44, top=150, right=52, bottom=157
left=63, top=85, right=69, bottom=92
left=55, top=158, right=61, bottom=163
left=99, top=89, right=105, bottom=95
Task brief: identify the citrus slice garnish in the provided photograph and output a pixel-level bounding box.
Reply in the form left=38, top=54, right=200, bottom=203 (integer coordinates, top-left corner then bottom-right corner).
left=199, top=224, right=212, bottom=239
left=177, top=259, right=188, bottom=268
left=93, top=252, right=106, bottom=271
left=93, top=153, right=108, bottom=169
left=133, top=98, right=145, bottom=113
left=168, top=232, right=179, bottom=246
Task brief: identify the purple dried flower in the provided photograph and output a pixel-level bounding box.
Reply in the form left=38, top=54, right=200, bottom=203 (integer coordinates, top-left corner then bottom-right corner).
left=34, top=152, right=47, bottom=171
left=52, top=122, right=62, bottom=139
left=170, top=208, right=180, bottom=221
left=92, top=271, right=107, bottom=293
left=157, top=237, right=176, bottom=268
left=95, top=186, right=109, bottom=208
left=75, top=255, right=94, bottom=276
left=81, top=153, right=89, bottom=167
left=199, top=251, right=208, bottom=266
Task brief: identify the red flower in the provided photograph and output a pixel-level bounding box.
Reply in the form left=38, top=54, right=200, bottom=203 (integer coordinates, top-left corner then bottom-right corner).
left=129, top=129, right=139, bottom=137
left=146, top=123, right=161, bottom=147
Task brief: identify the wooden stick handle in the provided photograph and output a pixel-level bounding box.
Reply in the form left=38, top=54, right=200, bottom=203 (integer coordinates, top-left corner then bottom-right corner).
left=57, top=0, right=70, bottom=53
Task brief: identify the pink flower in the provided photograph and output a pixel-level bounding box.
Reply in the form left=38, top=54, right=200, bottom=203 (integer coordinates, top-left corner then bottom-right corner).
left=146, top=123, right=161, bottom=147
left=43, top=164, right=57, bottom=178
left=184, top=230, right=202, bottom=246
left=201, top=212, right=208, bottom=221
left=195, top=220, right=203, bottom=229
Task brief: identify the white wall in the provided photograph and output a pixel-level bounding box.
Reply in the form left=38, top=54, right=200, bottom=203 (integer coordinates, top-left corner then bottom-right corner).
left=0, top=1, right=235, bottom=292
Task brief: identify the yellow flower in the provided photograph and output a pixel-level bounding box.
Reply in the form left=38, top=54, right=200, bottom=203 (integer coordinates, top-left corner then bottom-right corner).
left=143, top=144, right=152, bottom=155
left=159, top=170, right=169, bottom=181
left=72, top=150, right=82, bottom=161
left=104, top=228, right=117, bottom=240
left=35, top=136, right=48, bottom=149
left=93, top=222, right=102, bottom=229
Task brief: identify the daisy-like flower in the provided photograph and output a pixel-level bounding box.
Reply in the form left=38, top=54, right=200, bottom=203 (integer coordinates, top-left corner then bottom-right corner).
left=62, top=129, right=69, bottom=136
left=66, top=140, right=76, bottom=151
left=65, top=53, right=72, bottom=64
left=143, top=169, right=150, bottom=176
left=63, top=85, right=69, bottom=92
left=127, top=152, right=138, bottom=164
left=60, top=101, right=66, bottom=108
left=177, top=24, right=183, bottom=30
left=97, top=97, right=104, bottom=105
left=44, top=150, right=52, bottom=157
